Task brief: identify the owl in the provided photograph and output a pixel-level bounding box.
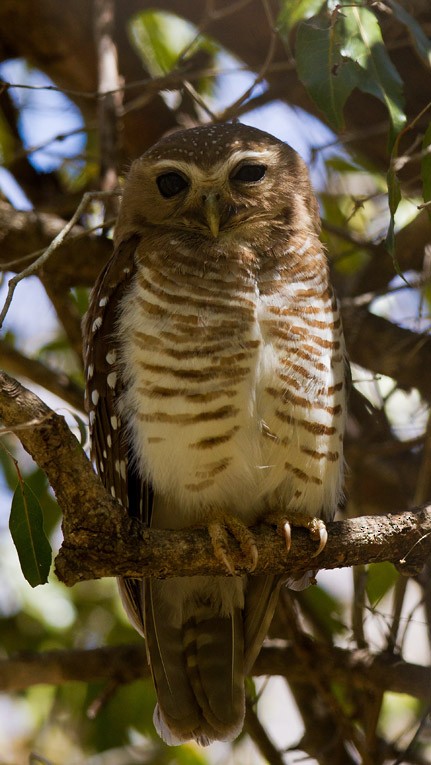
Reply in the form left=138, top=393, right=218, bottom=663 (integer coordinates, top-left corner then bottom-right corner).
left=83, top=123, right=346, bottom=746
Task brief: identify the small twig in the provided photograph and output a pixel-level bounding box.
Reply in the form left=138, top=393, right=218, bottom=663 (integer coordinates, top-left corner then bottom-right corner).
left=0, top=414, right=52, bottom=435
left=94, top=0, right=123, bottom=213
left=352, top=565, right=368, bottom=649
left=0, top=191, right=120, bottom=331
left=244, top=698, right=285, bottom=765
left=181, top=80, right=218, bottom=121
left=391, top=705, right=431, bottom=765
left=0, top=216, right=116, bottom=271
left=217, top=0, right=277, bottom=122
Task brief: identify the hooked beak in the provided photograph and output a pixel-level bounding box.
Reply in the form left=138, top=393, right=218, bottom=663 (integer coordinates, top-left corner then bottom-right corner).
left=203, top=192, right=220, bottom=238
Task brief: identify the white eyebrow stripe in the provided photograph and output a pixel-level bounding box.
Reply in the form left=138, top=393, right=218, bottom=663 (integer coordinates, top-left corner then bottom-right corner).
left=151, top=149, right=274, bottom=185
left=227, top=149, right=274, bottom=163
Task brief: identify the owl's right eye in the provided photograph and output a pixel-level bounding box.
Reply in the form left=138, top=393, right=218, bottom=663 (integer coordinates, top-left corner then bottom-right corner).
left=157, top=172, right=189, bottom=198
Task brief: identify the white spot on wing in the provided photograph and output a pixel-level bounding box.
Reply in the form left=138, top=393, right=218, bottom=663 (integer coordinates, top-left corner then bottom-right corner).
left=91, top=390, right=100, bottom=406
left=106, top=350, right=117, bottom=364
left=92, top=317, right=102, bottom=332
left=107, top=372, right=117, bottom=389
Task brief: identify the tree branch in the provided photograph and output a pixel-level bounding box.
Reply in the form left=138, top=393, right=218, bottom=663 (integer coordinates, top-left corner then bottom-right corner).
left=1, top=640, right=429, bottom=702
left=0, top=340, right=84, bottom=411
left=0, top=200, right=111, bottom=288
left=0, top=371, right=430, bottom=586
left=342, top=305, right=431, bottom=403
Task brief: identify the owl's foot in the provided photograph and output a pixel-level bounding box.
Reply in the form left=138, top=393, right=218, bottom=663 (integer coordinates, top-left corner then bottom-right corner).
left=208, top=513, right=258, bottom=575
left=266, top=511, right=327, bottom=557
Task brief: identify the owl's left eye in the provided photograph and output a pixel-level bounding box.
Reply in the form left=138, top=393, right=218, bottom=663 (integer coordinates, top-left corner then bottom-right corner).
left=231, top=164, right=266, bottom=183
left=157, top=172, right=189, bottom=198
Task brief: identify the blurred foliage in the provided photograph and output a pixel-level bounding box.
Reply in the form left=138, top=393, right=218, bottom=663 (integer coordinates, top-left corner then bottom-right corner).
left=0, top=1, right=431, bottom=764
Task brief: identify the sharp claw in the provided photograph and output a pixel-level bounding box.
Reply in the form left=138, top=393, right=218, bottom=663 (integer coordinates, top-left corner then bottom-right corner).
left=249, top=543, right=258, bottom=572
left=221, top=553, right=235, bottom=575
left=312, top=525, right=328, bottom=557
left=282, top=521, right=291, bottom=554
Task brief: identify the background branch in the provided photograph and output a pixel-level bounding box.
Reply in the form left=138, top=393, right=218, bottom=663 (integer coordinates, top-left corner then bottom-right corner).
left=1, top=640, right=429, bottom=701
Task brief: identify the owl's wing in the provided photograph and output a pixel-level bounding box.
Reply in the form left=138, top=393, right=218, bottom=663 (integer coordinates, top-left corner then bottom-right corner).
left=84, top=235, right=151, bottom=635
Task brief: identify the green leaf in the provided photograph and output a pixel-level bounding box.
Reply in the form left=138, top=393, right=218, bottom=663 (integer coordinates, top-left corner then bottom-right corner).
left=9, top=481, right=52, bottom=587
left=278, top=0, right=326, bottom=33
left=365, top=562, right=398, bottom=607
left=300, top=584, right=345, bottom=639
left=421, top=121, right=431, bottom=211
left=387, top=0, right=431, bottom=68
left=339, top=4, right=406, bottom=142
left=296, top=18, right=360, bottom=130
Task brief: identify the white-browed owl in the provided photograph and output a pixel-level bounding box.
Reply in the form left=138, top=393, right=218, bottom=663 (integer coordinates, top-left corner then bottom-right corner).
left=83, top=123, right=346, bottom=746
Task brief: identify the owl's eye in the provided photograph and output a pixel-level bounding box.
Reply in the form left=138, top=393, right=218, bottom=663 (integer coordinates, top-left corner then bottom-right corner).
left=231, top=164, right=266, bottom=183
left=157, top=172, right=189, bottom=198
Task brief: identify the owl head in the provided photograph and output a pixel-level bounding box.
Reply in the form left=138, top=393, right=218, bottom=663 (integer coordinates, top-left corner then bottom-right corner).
left=115, top=123, right=320, bottom=248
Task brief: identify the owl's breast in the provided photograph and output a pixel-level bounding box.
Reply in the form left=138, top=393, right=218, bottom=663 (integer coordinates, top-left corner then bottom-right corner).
left=116, top=240, right=345, bottom=526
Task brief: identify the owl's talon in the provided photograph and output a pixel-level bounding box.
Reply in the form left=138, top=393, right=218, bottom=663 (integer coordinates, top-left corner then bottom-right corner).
left=267, top=512, right=328, bottom=557
left=313, top=524, right=328, bottom=557
left=306, top=517, right=328, bottom=557
left=282, top=521, right=291, bottom=553
left=208, top=514, right=258, bottom=574
left=208, top=522, right=235, bottom=574
left=249, top=542, right=258, bottom=573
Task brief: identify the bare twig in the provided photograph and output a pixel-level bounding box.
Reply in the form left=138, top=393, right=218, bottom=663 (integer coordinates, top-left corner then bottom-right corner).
left=217, top=0, right=277, bottom=122
left=244, top=699, right=285, bottom=765
left=94, top=0, right=122, bottom=211
left=0, top=191, right=119, bottom=330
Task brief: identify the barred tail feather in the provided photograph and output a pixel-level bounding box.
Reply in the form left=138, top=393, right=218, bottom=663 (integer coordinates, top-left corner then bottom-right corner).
left=145, top=579, right=245, bottom=745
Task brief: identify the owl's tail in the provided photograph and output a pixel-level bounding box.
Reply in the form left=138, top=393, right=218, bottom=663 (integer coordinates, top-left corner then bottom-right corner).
left=144, top=578, right=245, bottom=746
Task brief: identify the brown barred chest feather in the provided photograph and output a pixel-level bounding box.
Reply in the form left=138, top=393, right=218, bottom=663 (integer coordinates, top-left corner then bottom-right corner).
left=112, top=236, right=345, bottom=525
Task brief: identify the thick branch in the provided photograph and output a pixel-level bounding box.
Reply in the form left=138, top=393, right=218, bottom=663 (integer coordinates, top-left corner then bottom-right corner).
left=0, top=340, right=84, bottom=411
left=1, top=641, right=429, bottom=702
left=342, top=305, right=431, bottom=403
left=0, top=371, right=430, bottom=586
left=0, top=201, right=111, bottom=288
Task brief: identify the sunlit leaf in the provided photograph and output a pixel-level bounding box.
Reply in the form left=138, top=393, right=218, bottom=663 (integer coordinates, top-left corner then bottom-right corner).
left=296, top=18, right=359, bottom=130
left=9, top=480, right=52, bottom=587
left=278, top=0, right=326, bottom=33
left=339, top=4, right=406, bottom=142
left=387, top=0, right=431, bottom=67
